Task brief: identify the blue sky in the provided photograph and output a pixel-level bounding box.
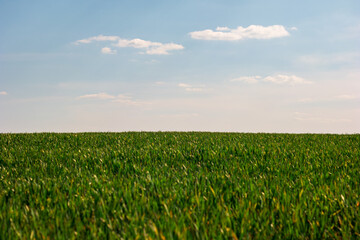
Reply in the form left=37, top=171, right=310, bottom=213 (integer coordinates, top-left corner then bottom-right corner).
left=0, top=0, right=359, bottom=133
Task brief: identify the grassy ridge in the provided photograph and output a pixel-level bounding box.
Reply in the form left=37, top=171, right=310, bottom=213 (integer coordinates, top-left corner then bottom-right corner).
left=0, top=132, right=359, bottom=239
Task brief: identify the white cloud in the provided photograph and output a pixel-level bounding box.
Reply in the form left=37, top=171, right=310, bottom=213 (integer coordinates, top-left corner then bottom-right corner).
left=77, top=92, right=148, bottom=105
left=335, top=94, right=358, bottom=100
left=178, top=83, right=191, bottom=88
left=263, top=74, right=312, bottom=85
left=114, top=39, right=183, bottom=55
left=178, top=83, right=205, bottom=92
left=145, top=43, right=184, bottom=55
left=111, top=94, right=143, bottom=105
left=115, top=38, right=160, bottom=49
left=75, top=35, right=120, bottom=44
left=231, top=76, right=261, bottom=84
left=216, top=26, right=230, bottom=31
left=75, top=35, right=184, bottom=55
left=189, top=25, right=290, bottom=41
left=231, top=74, right=311, bottom=85
left=101, top=47, right=117, bottom=54
left=77, top=92, right=116, bottom=100
left=290, top=27, right=298, bottom=31
left=0, top=91, right=7, bottom=95
left=184, top=88, right=204, bottom=92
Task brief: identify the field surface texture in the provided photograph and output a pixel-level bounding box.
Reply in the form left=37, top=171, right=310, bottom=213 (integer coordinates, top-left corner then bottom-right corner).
left=0, top=132, right=359, bottom=239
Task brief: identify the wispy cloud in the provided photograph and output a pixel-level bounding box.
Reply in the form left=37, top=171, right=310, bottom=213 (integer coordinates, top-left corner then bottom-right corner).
left=335, top=94, right=358, bottom=100
left=178, top=83, right=191, bottom=88
left=77, top=92, right=115, bottom=100
left=111, top=95, right=144, bottom=105
left=0, top=91, right=8, bottom=95
left=74, top=35, right=120, bottom=44
left=101, top=47, right=117, bottom=54
left=231, top=74, right=312, bottom=85
left=75, top=35, right=184, bottom=55
left=263, top=74, right=312, bottom=85
left=189, top=25, right=290, bottom=41
left=178, top=83, right=205, bottom=92
left=77, top=92, right=148, bottom=105
left=114, top=38, right=184, bottom=55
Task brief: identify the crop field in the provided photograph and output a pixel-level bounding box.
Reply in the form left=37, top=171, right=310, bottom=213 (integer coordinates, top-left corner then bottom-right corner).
left=0, top=132, right=359, bottom=239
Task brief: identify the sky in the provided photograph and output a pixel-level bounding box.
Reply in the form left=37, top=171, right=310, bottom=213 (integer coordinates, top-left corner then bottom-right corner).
left=0, top=0, right=359, bottom=133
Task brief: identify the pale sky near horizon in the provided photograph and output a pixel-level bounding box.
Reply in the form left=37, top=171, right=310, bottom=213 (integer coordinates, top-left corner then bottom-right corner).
left=0, top=0, right=359, bottom=133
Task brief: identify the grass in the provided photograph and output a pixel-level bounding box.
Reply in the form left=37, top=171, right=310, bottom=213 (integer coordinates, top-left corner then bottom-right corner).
left=0, top=132, right=359, bottom=239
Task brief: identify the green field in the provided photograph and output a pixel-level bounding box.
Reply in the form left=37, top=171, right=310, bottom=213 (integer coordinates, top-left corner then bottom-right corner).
left=0, top=132, right=359, bottom=239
